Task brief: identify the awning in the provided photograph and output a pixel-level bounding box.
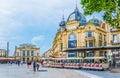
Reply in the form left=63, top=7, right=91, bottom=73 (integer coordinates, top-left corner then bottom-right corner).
left=64, top=46, right=120, bottom=52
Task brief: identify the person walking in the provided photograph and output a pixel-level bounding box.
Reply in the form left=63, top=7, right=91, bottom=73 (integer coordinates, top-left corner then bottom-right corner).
left=18, top=61, right=21, bottom=66
left=27, top=61, right=31, bottom=69
left=33, top=61, right=36, bottom=73
left=36, top=61, right=40, bottom=71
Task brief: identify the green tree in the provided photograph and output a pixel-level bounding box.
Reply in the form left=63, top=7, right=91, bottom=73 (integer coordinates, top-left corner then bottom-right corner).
left=81, top=0, right=120, bottom=28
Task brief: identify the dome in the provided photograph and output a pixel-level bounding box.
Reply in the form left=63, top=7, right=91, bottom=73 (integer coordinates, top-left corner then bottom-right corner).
left=59, top=20, right=66, bottom=27
left=67, top=7, right=86, bottom=26
left=89, top=18, right=100, bottom=26
left=80, top=16, right=87, bottom=26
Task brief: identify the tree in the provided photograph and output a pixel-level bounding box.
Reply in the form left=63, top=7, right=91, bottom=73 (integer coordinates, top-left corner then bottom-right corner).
left=80, top=0, right=120, bottom=28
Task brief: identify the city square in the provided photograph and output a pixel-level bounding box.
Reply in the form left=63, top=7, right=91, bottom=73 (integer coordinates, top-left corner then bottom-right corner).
left=0, top=64, right=120, bottom=78
left=0, top=0, right=120, bottom=78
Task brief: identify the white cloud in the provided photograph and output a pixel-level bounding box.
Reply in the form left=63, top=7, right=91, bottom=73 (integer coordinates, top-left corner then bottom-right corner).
left=31, top=35, right=45, bottom=44
left=0, top=9, right=12, bottom=15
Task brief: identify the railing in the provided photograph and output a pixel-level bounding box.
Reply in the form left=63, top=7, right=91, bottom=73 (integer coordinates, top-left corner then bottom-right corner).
left=111, top=40, right=120, bottom=45
left=85, top=36, right=94, bottom=37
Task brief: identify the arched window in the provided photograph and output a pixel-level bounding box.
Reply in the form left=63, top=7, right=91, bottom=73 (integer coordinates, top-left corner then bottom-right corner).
left=68, top=33, right=77, bottom=48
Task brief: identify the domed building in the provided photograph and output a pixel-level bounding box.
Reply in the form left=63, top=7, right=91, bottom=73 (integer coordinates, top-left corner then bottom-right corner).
left=50, top=6, right=120, bottom=67
left=67, top=7, right=87, bottom=26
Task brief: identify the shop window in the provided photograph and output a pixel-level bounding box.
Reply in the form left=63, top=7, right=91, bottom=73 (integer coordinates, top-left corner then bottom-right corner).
left=68, top=52, right=77, bottom=57
left=86, top=51, right=94, bottom=57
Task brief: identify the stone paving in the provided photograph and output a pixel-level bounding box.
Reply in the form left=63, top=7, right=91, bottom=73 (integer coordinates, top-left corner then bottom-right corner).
left=0, top=64, right=120, bottom=78
left=81, top=69, right=120, bottom=78
left=0, top=64, right=88, bottom=78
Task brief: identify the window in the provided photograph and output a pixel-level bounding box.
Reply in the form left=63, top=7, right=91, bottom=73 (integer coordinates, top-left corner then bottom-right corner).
left=99, top=33, right=102, bottom=46
left=27, top=58, right=29, bottom=61
left=86, top=51, right=94, bottom=57
left=86, top=40, right=94, bottom=47
left=89, top=40, right=94, bottom=47
left=99, top=51, right=103, bottom=56
left=104, top=35, right=107, bottom=46
left=22, top=50, right=25, bottom=56
left=86, top=32, right=94, bottom=37
left=113, top=34, right=117, bottom=43
left=23, top=58, right=25, bottom=62
left=60, top=43, right=63, bottom=51
left=31, top=51, right=34, bottom=56
left=68, top=52, right=77, bottom=57
left=68, top=33, right=77, bottom=48
left=27, top=50, right=29, bottom=56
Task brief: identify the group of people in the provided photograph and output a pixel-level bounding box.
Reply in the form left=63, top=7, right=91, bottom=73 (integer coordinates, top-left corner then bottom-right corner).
left=27, top=61, right=40, bottom=73
left=33, top=61, right=40, bottom=72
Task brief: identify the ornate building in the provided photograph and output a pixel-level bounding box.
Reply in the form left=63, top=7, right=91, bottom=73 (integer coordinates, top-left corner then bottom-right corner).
left=42, top=49, right=52, bottom=58
left=14, top=44, right=40, bottom=62
left=51, top=6, right=120, bottom=65
left=0, top=49, right=8, bottom=57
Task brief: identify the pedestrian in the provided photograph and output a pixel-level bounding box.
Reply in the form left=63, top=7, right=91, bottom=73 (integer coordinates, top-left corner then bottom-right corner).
left=18, top=61, right=21, bottom=66
left=27, top=61, right=29, bottom=68
left=27, top=61, right=31, bottom=69
left=36, top=61, right=40, bottom=71
left=33, top=61, right=36, bottom=73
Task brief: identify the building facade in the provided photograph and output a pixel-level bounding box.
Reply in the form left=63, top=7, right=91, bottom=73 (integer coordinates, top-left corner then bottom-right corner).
left=0, top=49, right=8, bottom=57
left=51, top=6, right=120, bottom=65
left=14, top=44, right=40, bottom=62
left=42, top=49, right=52, bottom=58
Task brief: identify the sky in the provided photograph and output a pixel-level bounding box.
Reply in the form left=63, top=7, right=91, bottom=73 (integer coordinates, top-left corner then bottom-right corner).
left=0, top=0, right=104, bottom=56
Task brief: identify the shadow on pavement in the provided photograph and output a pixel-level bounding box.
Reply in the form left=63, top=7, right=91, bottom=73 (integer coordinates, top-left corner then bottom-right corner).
left=38, top=70, right=48, bottom=72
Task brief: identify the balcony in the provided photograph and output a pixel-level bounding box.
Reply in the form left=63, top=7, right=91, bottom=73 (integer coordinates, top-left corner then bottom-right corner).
left=111, top=28, right=120, bottom=32
left=85, top=36, right=95, bottom=40
left=111, top=40, right=120, bottom=45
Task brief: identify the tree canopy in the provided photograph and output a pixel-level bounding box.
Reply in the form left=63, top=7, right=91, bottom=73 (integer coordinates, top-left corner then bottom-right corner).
left=80, top=0, right=120, bottom=28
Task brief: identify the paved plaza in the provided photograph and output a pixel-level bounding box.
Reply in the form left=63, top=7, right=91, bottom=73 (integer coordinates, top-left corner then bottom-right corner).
left=0, top=64, right=120, bottom=78
left=0, top=64, right=88, bottom=78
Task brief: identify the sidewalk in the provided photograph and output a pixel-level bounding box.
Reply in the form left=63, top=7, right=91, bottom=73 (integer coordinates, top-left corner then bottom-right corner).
left=109, top=68, right=120, bottom=73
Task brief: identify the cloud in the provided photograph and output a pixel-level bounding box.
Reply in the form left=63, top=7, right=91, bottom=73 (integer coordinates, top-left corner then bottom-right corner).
left=31, top=35, right=45, bottom=44
left=0, top=9, right=12, bottom=15
left=0, top=0, right=104, bottom=56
